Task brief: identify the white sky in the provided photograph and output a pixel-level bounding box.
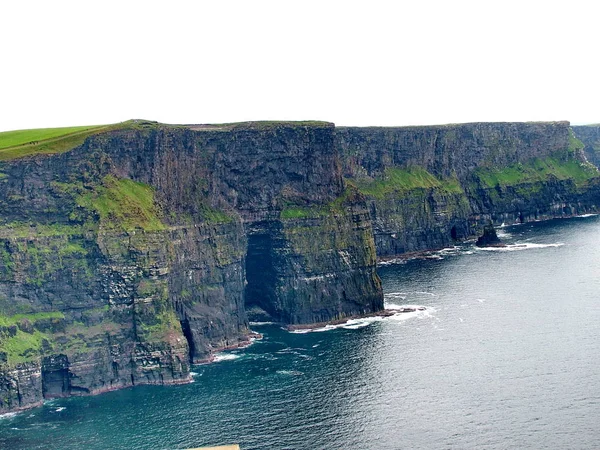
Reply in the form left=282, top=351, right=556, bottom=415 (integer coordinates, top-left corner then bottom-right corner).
left=1, top=0, right=598, bottom=132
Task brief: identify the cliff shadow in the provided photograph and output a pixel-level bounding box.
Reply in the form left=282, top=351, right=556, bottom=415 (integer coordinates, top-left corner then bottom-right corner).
left=244, top=223, right=281, bottom=322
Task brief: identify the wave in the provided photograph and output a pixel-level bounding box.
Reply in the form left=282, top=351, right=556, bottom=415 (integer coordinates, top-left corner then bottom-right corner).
left=213, top=353, right=241, bottom=362
left=387, top=305, right=436, bottom=322
left=496, top=230, right=512, bottom=238
left=477, top=242, right=564, bottom=252
left=289, top=303, right=435, bottom=334
left=378, top=258, right=407, bottom=267
left=0, top=412, right=19, bottom=420
left=276, top=370, right=304, bottom=376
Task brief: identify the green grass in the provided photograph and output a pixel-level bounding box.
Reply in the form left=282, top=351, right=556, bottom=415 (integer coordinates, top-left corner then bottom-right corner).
left=77, top=175, right=166, bottom=231
left=0, top=125, right=114, bottom=161
left=198, top=203, right=234, bottom=224
left=568, top=129, right=585, bottom=154
left=352, top=167, right=463, bottom=199
left=0, top=329, right=50, bottom=364
left=280, top=206, right=328, bottom=219
left=0, top=125, right=105, bottom=149
left=0, top=311, right=65, bottom=327
left=474, top=157, right=599, bottom=188
left=0, top=120, right=172, bottom=161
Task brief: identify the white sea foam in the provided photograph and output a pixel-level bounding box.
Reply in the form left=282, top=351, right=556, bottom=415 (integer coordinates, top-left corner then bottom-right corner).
left=55, top=407, right=66, bottom=412
left=388, top=305, right=435, bottom=322
left=189, top=371, right=199, bottom=376
left=477, top=242, right=564, bottom=252
left=249, top=321, right=275, bottom=326
left=0, top=412, right=18, bottom=420
left=496, top=230, right=512, bottom=238
left=276, top=370, right=304, bottom=376
left=289, top=329, right=312, bottom=334
left=213, top=353, right=240, bottom=362
left=385, top=303, right=406, bottom=310
left=577, top=213, right=598, bottom=218
left=378, top=258, right=407, bottom=267
left=385, top=292, right=408, bottom=301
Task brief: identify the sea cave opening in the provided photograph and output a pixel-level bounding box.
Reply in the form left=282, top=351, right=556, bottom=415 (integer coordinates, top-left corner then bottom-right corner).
left=244, top=229, right=280, bottom=322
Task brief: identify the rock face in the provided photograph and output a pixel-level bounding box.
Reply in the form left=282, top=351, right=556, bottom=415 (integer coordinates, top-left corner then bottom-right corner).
left=337, top=122, right=600, bottom=256
left=0, top=121, right=383, bottom=412
left=475, top=223, right=502, bottom=247
left=573, top=125, right=600, bottom=168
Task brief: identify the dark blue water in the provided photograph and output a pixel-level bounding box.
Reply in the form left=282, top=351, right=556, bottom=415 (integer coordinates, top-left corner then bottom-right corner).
left=2, top=216, right=600, bottom=449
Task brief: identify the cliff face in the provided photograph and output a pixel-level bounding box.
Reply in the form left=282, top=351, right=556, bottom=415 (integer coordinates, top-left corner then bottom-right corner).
left=573, top=125, right=600, bottom=168
left=337, top=122, right=600, bottom=256
left=0, top=121, right=383, bottom=412
left=2, top=119, right=599, bottom=413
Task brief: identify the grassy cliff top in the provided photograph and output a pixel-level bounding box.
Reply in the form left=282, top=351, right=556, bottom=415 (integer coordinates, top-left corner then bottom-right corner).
left=0, top=120, right=188, bottom=161
left=0, top=120, right=333, bottom=161
left=0, top=123, right=124, bottom=161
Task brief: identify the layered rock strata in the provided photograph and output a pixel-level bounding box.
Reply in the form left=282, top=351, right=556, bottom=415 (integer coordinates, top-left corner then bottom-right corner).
left=337, top=122, right=600, bottom=256
left=0, top=121, right=383, bottom=412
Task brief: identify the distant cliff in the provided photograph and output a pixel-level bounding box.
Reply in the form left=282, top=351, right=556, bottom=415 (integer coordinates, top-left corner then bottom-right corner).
left=337, top=122, right=600, bottom=256
left=573, top=125, right=600, bottom=168
left=1, top=119, right=599, bottom=413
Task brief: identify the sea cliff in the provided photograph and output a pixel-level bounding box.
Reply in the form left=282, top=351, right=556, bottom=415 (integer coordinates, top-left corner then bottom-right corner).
left=337, top=122, right=600, bottom=256
left=1, top=119, right=599, bottom=413
left=0, top=121, right=383, bottom=412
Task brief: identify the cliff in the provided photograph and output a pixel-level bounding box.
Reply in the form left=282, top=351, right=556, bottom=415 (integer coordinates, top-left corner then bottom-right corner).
left=1, top=118, right=599, bottom=413
left=0, top=121, right=383, bottom=412
left=337, top=122, right=600, bottom=256
left=573, top=125, right=600, bottom=168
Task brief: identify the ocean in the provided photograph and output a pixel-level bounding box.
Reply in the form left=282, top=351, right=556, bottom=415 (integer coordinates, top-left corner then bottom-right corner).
left=2, top=216, right=599, bottom=449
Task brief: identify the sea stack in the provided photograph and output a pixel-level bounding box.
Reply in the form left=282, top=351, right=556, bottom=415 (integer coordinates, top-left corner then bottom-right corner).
left=476, top=223, right=504, bottom=247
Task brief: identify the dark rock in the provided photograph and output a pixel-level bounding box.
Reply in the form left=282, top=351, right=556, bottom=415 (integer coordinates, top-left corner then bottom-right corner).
left=475, top=223, right=504, bottom=247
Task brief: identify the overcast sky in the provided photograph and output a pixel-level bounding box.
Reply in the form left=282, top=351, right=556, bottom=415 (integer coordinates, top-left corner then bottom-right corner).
left=1, top=0, right=598, bottom=132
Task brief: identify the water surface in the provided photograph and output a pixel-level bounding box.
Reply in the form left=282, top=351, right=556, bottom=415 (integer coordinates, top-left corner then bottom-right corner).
left=2, top=217, right=599, bottom=449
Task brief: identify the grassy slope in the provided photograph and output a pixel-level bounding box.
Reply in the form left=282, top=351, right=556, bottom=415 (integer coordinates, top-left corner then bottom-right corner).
left=474, top=157, right=598, bottom=188
left=0, top=126, right=105, bottom=149
left=349, top=167, right=463, bottom=199
left=0, top=124, right=116, bottom=161
left=0, top=121, right=167, bottom=161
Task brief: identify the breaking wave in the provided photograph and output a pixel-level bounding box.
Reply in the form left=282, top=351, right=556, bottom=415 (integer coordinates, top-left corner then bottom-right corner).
left=213, top=353, right=241, bottom=362
left=477, top=242, right=564, bottom=252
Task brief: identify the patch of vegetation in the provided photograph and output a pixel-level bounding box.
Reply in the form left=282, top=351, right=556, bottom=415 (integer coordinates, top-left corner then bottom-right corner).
left=568, top=129, right=585, bottom=154
left=0, top=311, right=64, bottom=327
left=0, top=222, right=88, bottom=238
left=280, top=187, right=359, bottom=220
left=474, top=157, right=599, bottom=188
left=0, top=125, right=113, bottom=161
left=280, top=205, right=328, bottom=219
left=350, top=167, right=463, bottom=199
left=0, top=125, right=104, bottom=150
left=76, top=175, right=166, bottom=231
left=0, top=120, right=182, bottom=161
left=199, top=203, right=233, bottom=224
left=0, top=329, right=53, bottom=364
